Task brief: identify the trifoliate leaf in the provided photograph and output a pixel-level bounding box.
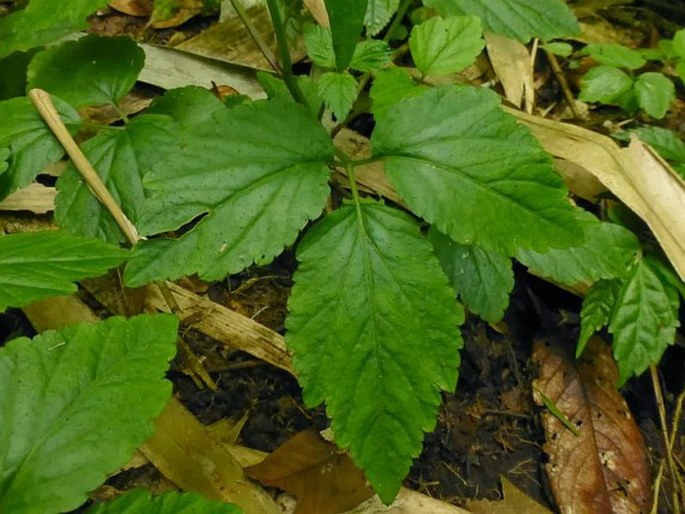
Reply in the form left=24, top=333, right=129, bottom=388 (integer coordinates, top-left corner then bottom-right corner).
left=517, top=210, right=639, bottom=287
left=609, top=258, right=680, bottom=385
left=124, top=99, right=334, bottom=286
left=429, top=228, right=513, bottom=322
left=0, top=95, right=81, bottom=200
left=349, top=39, right=392, bottom=72
left=303, top=24, right=336, bottom=69
left=579, top=65, right=633, bottom=104
left=318, top=71, right=357, bottom=121
left=634, top=72, right=675, bottom=119
left=369, top=67, right=426, bottom=117
left=0, top=231, right=129, bottom=312
left=0, top=314, right=178, bottom=513
left=55, top=114, right=178, bottom=243
left=542, top=41, right=573, bottom=57
left=365, top=0, right=399, bottom=36
left=423, top=0, right=579, bottom=42
left=326, top=0, right=368, bottom=70
left=27, top=34, right=144, bottom=110
left=0, top=0, right=110, bottom=58
left=89, top=489, right=242, bottom=514
left=409, top=15, right=484, bottom=76
left=372, top=86, right=581, bottom=254
left=578, top=279, right=620, bottom=357
left=286, top=201, right=463, bottom=504
left=582, top=43, right=646, bottom=70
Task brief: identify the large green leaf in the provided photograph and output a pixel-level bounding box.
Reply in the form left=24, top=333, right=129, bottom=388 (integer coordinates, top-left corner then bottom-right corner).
left=365, top=0, right=399, bottom=36
left=286, top=201, right=463, bottom=503
left=89, top=489, right=242, bottom=514
left=55, top=114, right=178, bottom=243
left=0, top=314, right=178, bottom=514
left=325, top=0, right=368, bottom=70
left=429, top=228, right=513, bottom=322
left=517, top=210, right=639, bottom=287
left=0, top=95, right=80, bottom=200
left=609, top=258, right=680, bottom=385
left=27, top=34, right=144, bottom=110
left=124, top=99, right=334, bottom=286
left=372, top=86, right=582, bottom=254
left=424, top=0, right=578, bottom=42
left=0, top=0, right=110, bottom=58
left=577, top=279, right=620, bottom=357
left=0, top=231, right=128, bottom=312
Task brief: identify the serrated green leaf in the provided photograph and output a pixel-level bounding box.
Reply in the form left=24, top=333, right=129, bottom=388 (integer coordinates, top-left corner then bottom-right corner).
left=578, top=279, right=620, bottom=357
left=517, top=209, right=639, bottom=287
left=27, top=34, right=144, bottom=110
left=423, top=0, right=579, bottom=42
left=0, top=95, right=81, bottom=200
left=0, top=0, right=110, bottom=58
left=256, top=71, right=322, bottom=115
left=89, top=489, right=242, bottom=514
left=365, top=0, right=399, bottom=36
left=409, top=15, right=484, bottom=76
left=0, top=231, right=128, bottom=312
left=369, top=66, right=426, bottom=117
left=579, top=65, right=633, bottom=104
left=286, top=201, right=463, bottom=503
left=318, top=71, right=357, bottom=120
left=55, top=114, right=178, bottom=243
left=541, top=41, right=573, bottom=57
left=326, top=0, right=368, bottom=70
left=634, top=72, right=675, bottom=119
left=349, top=39, right=392, bottom=72
left=303, top=23, right=336, bottom=68
left=583, top=43, right=646, bottom=70
left=609, top=258, right=680, bottom=385
left=429, top=228, right=513, bottom=322
left=0, top=314, right=178, bottom=513
left=372, top=86, right=581, bottom=254
left=124, top=99, right=334, bottom=286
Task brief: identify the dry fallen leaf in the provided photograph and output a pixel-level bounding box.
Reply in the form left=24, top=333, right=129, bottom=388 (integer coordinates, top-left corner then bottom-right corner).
left=245, top=430, right=374, bottom=514
left=108, top=0, right=153, bottom=17
left=485, top=32, right=534, bottom=112
left=533, top=336, right=651, bottom=513
left=467, top=476, right=552, bottom=514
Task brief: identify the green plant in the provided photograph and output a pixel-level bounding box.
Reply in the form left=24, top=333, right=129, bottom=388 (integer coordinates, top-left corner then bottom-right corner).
left=0, top=0, right=682, bottom=507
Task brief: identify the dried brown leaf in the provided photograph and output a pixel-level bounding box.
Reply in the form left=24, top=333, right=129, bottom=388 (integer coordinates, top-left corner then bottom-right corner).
left=485, top=32, right=534, bottom=112
left=108, top=0, right=152, bottom=17
left=467, top=476, right=553, bottom=514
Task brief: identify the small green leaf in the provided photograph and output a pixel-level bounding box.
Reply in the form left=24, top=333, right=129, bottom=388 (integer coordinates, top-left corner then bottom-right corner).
left=27, top=34, right=144, bottom=110
left=583, top=43, right=646, bottom=70
left=318, top=71, right=357, bottom=120
left=303, top=24, right=336, bottom=69
left=579, top=65, right=633, bottom=104
left=326, top=0, right=368, bottom=70
left=423, top=0, right=579, bottom=42
left=0, top=95, right=81, bottom=200
left=409, top=15, right=484, bottom=76
left=372, top=86, right=582, bottom=254
left=676, top=61, right=685, bottom=84
left=365, top=0, right=399, bottom=36
left=577, top=279, right=620, bottom=357
left=286, top=201, right=463, bottom=503
left=672, top=28, right=685, bottom=59
left=429, top=228, right=512, bottom=322
left=517, top=210, right=639, bottom=287
left=609, top=258, right=680, bottom=385
left=0, top=314, right=178, bottom=513
left=369, top=67, right=426, bottom=117
left=634, top=72, right=675, bottom=119
left=533, top=385, right=580, bottom=436
left=349, top=39, right=392, bottom=72
left=256, top=71, right=322, bottom=115
left=89, top=489, right=242, bottom=514
left=542, top=41, right=573, bottom=57
left=0, top=231, right=128, bottom=312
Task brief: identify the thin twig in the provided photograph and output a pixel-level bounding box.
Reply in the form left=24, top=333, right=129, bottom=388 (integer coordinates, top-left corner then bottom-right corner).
left=544, top=49, right=583, bottom=120
left=228, top=0, right=281, bottom=73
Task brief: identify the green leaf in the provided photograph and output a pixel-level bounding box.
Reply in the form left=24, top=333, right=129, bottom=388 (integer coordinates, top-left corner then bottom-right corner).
left=577, top=279, right=620, bottom=357
left=27, top=34, right=144, bottom=110
left=0, top=314, right=178, bottom=513
left=609, top=257, right=680, bottom=385
left=365, top=0, right=399, bottom=36
left=256, top=72, right=322, bottom=115
left=0, top=0, right=110, bottom=58
left=318, top=71, right=357, bottom=120
left=582, top=43, right=646, bottom=70
left=55, top=114, right=178, bottom=243
left=0, top=231, right=128, bottom=312
left=0, top=50, right=38, bottom=100
left=325, top=0, right=368, bottom=70
left=541, top=41, right=573, bottom=57
left=676, top=61, right=685, bottom=84
left=286, top=201, right=463, bottom=503
left=672, top=28, right=685, bottom=59
left=372, top=86, right=581, bottom=254
left=517, top=210, right=639, bottom=287
left=369, top=67, right=426, bottom=117
left=349, top=39, right=392, bottom=72
left=0, top=147, right=9, bottom=174
left=423, top=0, right=579, bottom=43
left=616, top=126, right=685, bottom=163
left=0, top=95, right=80, bottom=200
left=429, top=228, right=513, bottom=322
left=303, top=23, right=336, bottom=69
left=145, top=86, right=226, bottom=127
left=409, top=15, right=484, bottom=76
left=89, top=489, right=242, bottom=514
left=124, top=99, right=334, bottom=286
left=578, top=65, right=633, bottom=104
left=634, top=72, right=675, bottom=119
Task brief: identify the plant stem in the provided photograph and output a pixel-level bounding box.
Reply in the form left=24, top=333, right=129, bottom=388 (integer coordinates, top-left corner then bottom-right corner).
left=383, top=0, right=414, bottom=44
left=228, top=0, right=281, bottom=73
